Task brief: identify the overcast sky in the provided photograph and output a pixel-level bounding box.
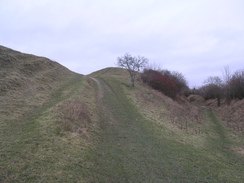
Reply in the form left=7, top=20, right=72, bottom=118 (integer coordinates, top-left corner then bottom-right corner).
left=1, top=0, right=243, bottom=87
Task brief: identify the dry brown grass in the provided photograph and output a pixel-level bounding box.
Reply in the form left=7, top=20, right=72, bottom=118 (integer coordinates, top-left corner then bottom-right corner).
left=188, top=94, right=244, bottom=134
left=202, top=93, right=244, bottom=133
left=127, top=82, right=204, bottom=134
left=215, top=99, right=244, bottom=133
left=55, top=99, right=92, bottom=138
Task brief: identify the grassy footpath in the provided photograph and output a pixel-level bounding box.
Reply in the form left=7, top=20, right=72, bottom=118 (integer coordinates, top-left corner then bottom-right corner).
left=83, top=76, right=244, bottom=183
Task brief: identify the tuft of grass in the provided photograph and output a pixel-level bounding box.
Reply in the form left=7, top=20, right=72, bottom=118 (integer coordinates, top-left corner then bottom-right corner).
left=54, top=99, right=92, bottom=138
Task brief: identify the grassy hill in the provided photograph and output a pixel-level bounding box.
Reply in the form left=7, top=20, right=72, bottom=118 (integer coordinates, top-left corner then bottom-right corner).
left=0, top=46, right=243, bottom=182
left=0, top=46, right=97, bottom=182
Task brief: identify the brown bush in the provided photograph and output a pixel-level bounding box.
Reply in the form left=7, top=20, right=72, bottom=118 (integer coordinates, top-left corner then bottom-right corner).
left=142, top=69, right=183, bottom=99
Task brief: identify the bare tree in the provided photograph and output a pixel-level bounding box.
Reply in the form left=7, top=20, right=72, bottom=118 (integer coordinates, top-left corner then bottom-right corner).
left=222, top=66, right=231, bottom=104
left=229, top=69, right=244, bottom=99
left=204, top=76, right=222, bottom=86
left=117, top=53, right=148, bottom=87
left=200, top=76, right=223, bottom=107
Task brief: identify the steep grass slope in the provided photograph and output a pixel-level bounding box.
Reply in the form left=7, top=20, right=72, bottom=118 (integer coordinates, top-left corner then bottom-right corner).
left=0, top=45, right=79, bottom=120
left=210, top=99, right=244, bottom=133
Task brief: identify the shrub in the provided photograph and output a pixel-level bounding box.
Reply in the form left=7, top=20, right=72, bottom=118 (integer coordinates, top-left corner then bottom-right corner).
left=229, top=69, right=244, bottom=99
left=199, top=84, right=223, bottom=99
left=142, top=69, right=179, bottom=99
left=199, top=68, right=244, bottom=103
left=161, top=70, right=188, bottom=94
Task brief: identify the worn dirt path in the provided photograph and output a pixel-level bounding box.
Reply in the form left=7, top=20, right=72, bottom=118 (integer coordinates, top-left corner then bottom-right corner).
left=90, top=77, right=103, bottom=102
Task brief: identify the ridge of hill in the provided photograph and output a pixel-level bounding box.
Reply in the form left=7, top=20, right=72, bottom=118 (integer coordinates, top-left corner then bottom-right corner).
left=0, top=45, right=78, bottom=93
left=0, top=46, right=243, bottom=182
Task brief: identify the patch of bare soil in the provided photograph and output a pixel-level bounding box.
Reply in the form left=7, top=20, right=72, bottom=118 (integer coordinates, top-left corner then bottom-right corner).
left=90, top=77, right=104, bottom=102
left=232, top=147, right=244, bottom=155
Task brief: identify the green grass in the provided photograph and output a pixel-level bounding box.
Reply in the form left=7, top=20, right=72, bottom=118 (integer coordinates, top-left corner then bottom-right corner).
left=81, top=76, right=244, bottom=182
left=78, top=78, right=243, bottom=182
left=0, top=75, right=97, bottom=182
